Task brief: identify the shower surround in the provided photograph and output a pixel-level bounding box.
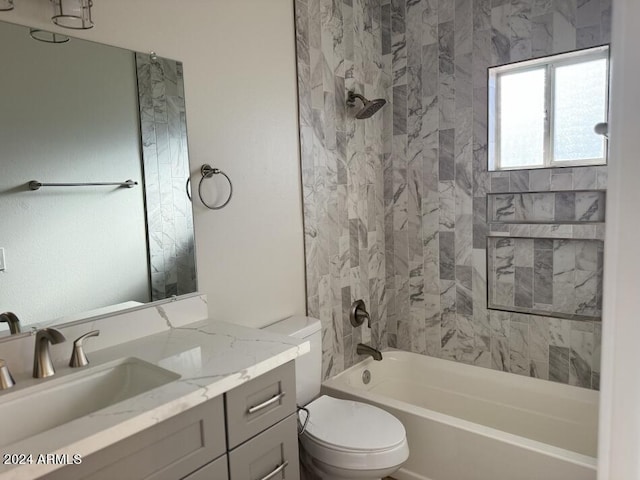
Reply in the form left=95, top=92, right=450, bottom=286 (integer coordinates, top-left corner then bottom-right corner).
left=296, top=0, right=610, bottom=390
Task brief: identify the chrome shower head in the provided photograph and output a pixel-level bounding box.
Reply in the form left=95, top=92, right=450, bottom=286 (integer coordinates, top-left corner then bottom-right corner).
left=347, top=91, right=387, bottom=119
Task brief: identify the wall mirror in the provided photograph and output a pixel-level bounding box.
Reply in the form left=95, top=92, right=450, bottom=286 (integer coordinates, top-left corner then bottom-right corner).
left=488, top=45, right=610, bottom=172
left=0, top=20, right=197, bottom=336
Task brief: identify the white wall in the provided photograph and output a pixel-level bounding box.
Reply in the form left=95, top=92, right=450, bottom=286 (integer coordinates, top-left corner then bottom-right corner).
left=0, top=0, right=307, bottom=328
left=597, top=0, right=640, bottom=477
left=0, top=20, right=149, bottom=328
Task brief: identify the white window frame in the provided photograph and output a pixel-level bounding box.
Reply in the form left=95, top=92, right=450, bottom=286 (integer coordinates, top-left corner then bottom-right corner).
left=488, top=45, right=610, bottom=171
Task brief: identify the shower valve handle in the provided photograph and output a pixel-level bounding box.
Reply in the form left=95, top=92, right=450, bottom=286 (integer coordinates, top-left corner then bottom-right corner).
left=350, top=300, right=371, bottom=328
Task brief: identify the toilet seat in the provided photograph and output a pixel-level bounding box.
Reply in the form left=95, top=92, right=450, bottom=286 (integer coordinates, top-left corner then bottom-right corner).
left=300, top=396, right=409, bottom=471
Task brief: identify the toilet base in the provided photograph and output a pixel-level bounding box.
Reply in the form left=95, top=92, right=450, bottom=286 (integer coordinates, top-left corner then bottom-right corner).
left=300, top=444, right=400, bottom=480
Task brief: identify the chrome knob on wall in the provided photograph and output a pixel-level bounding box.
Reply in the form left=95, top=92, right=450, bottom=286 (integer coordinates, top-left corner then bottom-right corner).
left=350, top=300, right=371, bottom=328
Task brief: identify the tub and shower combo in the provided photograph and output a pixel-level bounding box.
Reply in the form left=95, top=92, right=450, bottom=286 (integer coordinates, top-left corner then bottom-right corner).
left=322, top=351, right=598, bottom=480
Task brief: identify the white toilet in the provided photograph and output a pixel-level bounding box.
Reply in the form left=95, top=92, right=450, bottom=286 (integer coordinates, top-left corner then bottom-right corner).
left=263, top=316, right=409, bottom=480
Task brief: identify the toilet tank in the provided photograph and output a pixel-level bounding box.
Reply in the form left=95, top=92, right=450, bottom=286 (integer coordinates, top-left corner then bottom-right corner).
left=262, top=316, right=322, bottom=406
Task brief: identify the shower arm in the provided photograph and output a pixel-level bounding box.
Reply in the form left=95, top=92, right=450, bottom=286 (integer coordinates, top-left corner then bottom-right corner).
left=347, top=91, right=366, bottom=106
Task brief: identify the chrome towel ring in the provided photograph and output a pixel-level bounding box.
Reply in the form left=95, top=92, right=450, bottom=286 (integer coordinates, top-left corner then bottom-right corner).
left=186, top=164, right=233, bottom=210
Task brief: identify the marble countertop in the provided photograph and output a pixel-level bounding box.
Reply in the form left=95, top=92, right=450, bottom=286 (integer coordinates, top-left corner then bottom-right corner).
left=0, top=319, right=309, bottom=480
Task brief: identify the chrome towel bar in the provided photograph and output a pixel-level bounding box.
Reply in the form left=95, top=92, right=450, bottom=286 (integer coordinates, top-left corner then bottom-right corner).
left=28, top=179, right=138, bottom=190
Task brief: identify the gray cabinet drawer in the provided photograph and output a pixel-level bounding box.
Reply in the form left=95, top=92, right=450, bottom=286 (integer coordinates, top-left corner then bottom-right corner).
left=228, top=414, right=300, bottom=480
left=182, top=454, right=228, bottom=480
left=43, top=396, right=226, bottom=480
left=225, top=361, right=296, bottom=448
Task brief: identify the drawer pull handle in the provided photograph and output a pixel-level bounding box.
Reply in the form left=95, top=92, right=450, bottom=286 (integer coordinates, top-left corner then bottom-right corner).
left=248, top=392, right=286, bottom=414
left=259, top=460, right=288, bottom=480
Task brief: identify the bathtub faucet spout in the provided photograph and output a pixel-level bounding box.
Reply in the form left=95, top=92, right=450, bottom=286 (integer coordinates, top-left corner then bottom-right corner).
left=356, top=343, right=383, bottom=361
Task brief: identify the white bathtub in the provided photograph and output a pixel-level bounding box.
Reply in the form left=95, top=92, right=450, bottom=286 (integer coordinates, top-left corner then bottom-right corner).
left=321, top=351, right=598, bottom=480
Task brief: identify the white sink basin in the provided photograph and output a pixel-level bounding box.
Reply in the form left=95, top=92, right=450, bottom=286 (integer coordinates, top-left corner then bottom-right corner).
left=0, top=357, right=180, bottom=447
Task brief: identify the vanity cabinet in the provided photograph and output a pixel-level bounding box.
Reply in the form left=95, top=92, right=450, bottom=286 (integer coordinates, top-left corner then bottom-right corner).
left=228, top=413, right=299, bottom=480
left=43, top=396, right=226, bottom=480
left=41, top=361, right=299, bottom=480
left=226, top=360, right=296, bottom=448
left=181, top=455, right=229, bottom=480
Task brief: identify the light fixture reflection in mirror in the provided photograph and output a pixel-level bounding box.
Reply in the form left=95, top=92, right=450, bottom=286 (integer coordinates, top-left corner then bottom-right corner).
left=51, top=0, right=93, bottom=30
left=0, top=0, right=13, bottom=11
left=29, top=29, right=70, bottom=44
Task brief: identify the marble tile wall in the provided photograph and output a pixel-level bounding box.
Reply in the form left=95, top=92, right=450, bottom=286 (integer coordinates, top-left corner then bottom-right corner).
left=488, top=190, right=606, bottom=223
left=296, top=0, right=610, bottom=389
left=295, top=0, right=390, bottom=379
left=487, top=237, right=604, bottom=319
left=136, top=54, right=196, bottom=301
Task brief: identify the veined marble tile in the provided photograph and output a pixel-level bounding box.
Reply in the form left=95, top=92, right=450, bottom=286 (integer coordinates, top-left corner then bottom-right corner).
left=573, top=167, right=597, bottom=190
left=455, top=0, right=473, bottom=56
left=570, top=329, right=593, bottom=387
left=592, top=321, right=602, bottom=374
left=440, top=312, right=458, bottom=360
left=474, top=0, right=492, bottom=31
left=533, top=0, right=553, bottom=16
left=532, top=13, right=554, bottom=56
left=530, top=359, right=550, bottom=379
left=532, top=193, right=555, bottom=221
left=509, top=170, right=530, bottom=192
left=472, top=249, right=488, bottom=310
left=439, top=180, right=456, bottom=231
left=577, top=25, right=600, bottom=49
left=456, top=265, right=473, bottom=316
left=406, top=0, right=425, bottom=68
left=549, top=317, right=572, bottom=347
left=510, top=0, right=533, bottom=61
left=491, top=6, right=512, bottom=64
left=439, top=232, right=456, bottom=280
left=514, top=238, right=534, bottom=267
left=492, top=336, right=510, bottom=371
left=555, top=191, right=576, bottom=221
left=600, top=0, right=611, bottom=43
left=510, top=321, right=529, bottom=375
left=438, top=0, right=454, bottom=23
left=455, top=213, right=473, bottom=267
left=575, top=191, right=605, bottom=222
left=529, top=168, right=551, bottom=191
left=473, top=30, right=492, bottom=91
left=422, top=0, right=439, bottom=46
left=529, top=315, right=550, bottom=362
left=552, top=10, right=576, bottom=53
left=439, top=129, right=455, bottom=181
left=515, top=266, right=534, bottom=308
left=490, top=172, right=511, bottom=192
left=549, top=345, right=570, bottom=383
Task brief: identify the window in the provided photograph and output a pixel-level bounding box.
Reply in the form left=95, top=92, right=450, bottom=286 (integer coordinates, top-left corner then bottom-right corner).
left=488, top=46, right=609, bottom=171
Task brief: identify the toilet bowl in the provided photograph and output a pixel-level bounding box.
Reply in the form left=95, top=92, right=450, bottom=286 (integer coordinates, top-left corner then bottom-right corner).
left=263, top=316, right=409, bottom=480
left=300, top=395, right=409, bottom=479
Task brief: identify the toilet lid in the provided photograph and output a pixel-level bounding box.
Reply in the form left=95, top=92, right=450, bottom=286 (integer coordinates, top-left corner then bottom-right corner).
left=303, top=396, right=406, bottom=453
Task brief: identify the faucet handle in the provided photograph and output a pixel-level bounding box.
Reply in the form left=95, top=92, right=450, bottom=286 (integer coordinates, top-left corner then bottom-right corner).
left=69, top=330, right=100, bottom=368
left=0, top=359, right=15, bottom=390
left=350, top=300, right=371, bottom=328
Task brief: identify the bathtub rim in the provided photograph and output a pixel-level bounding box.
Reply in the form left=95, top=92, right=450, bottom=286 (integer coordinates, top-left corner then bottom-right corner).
left=322, top=352, right=598, bottom=471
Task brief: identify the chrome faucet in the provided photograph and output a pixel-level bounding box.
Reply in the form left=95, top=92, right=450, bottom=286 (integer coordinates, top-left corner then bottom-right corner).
left=0, top=312, right=21, bottom=334
left=33, top=328, right=66, bottom=378
left=356, top=343, right=383, bottom=361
